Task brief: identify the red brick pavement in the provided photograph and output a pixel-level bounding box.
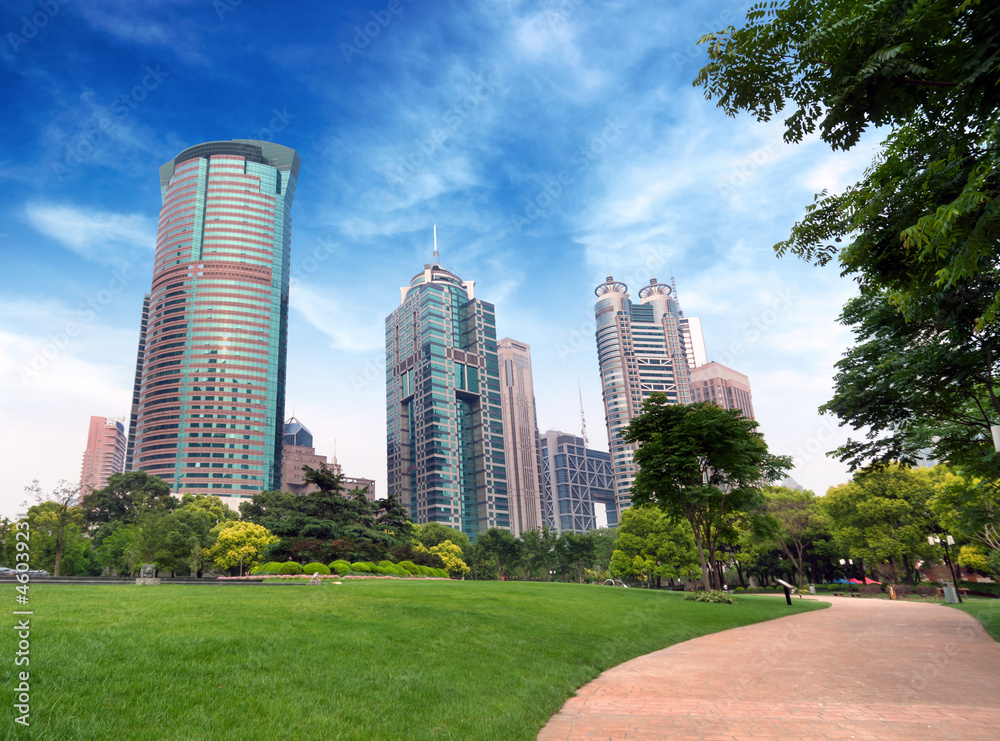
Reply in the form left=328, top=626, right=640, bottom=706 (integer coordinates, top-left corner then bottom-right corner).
left=537, top=596, right=1000, bottom=741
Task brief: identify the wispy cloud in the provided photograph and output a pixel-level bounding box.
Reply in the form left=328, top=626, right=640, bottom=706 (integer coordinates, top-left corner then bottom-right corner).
left=25, top=203, right=155, bottom=266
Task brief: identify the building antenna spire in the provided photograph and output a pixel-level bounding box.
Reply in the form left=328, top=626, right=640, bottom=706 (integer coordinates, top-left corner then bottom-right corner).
left=433, top=224, right=439, bottom=262
left=578, top=380, right=589, bottom=447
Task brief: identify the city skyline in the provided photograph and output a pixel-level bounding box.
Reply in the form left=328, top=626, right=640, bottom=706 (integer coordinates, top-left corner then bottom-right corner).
left=0, top=1, right=879, bottom=517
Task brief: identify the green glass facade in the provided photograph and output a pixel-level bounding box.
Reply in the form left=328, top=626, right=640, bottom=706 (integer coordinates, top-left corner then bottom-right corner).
left=386, top=263, right=508, bottom=538
left=131, top=140, right=301, bottom=504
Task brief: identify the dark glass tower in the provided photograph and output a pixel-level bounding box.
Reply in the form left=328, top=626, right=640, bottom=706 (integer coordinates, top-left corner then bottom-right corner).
left=385, top=260, right=508, bottom=538
left=130, top=140, right=301, bottom=505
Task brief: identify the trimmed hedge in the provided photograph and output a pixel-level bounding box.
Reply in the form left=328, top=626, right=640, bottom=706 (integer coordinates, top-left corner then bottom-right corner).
left=278, top=562, right=303, bottom=575
left=329, top=560, right=353, bottom=575
left=351, top=562, right=370, bottom=573
left=684, top=590, right=739, bottom=604
left=398, top=560, right=419, bottom=575
left=302, top=562, right=331, bottom=576
left=252, top=562, right=283, bottom=575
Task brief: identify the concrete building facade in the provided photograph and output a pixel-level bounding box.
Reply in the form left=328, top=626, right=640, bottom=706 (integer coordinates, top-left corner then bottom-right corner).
left=688, top=361, right=755, bottom=419
left=385, top=260, right=507, bottom=538
left=130, top=140, right=301, bottom=506
left=80, top=416, right=126, bottom=495
left=497, top=337, right=544, bottom=536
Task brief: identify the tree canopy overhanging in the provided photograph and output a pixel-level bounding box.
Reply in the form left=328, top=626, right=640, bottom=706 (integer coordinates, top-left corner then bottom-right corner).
left=695, top=0, right=1000, bottom=329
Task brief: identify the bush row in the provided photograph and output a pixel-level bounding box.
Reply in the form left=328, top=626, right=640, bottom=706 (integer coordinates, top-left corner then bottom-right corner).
left=251, top=560, right=448, bottom=578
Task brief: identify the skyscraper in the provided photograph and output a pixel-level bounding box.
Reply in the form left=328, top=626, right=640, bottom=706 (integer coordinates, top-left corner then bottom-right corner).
left=594, top=275, right=692, bottom=517
left=130, top=140, right=301, bottom=506
left=538, top=430, right=615, bottom=534
left=80, top=416, right=126, bottom=495
left=385, top=259, right=507, bottom=538
left=124, top=293, right=150, bottom=472
left=497, top=337, right=543, bottom=536
left=689, top=361, right=755, bottom=419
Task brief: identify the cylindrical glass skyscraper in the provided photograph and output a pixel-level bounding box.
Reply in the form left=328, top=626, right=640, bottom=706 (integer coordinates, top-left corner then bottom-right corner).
left=131, top=140, right=301, bottom=505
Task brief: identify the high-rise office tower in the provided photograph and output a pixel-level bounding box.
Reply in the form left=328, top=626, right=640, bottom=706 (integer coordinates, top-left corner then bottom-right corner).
left=538, top=430, right=615, bottom=534
left=385, top=258, right=508, bottom=538
left=80, top=416, right=126, bottom=495
left=497, top=337, right=544, bottom=536
left=679, top=316, right=707, bottom=369
left=594, top=275, right=692, bottom=517
left=689, top=361, right=755, bottom=419
left=130, top=140, right=301, bottom=506
left=124, top=293, right=150, bottom=471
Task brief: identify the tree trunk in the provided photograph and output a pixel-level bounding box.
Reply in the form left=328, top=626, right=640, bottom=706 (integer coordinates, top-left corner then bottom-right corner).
left=735, top=560, right=745, bottom=588
left=54, top=531, right=63, bottom=577
left=691, top=519, right=711, bottom=591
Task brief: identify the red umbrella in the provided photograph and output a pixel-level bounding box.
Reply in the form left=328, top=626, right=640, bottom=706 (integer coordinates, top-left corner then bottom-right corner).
left=849, top=577, right=881, bottom=584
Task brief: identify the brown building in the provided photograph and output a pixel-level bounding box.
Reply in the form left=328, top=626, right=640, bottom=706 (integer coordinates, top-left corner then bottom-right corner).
left=280, top=417, right=375, bottom=500
left=80, top=416, right=126, bottom=496
left=498, top=337, right=544, bottom=536
left=688, top=362, right=755, bottom=419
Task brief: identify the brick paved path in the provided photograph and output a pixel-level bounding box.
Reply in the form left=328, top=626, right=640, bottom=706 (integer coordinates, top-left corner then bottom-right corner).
left=537, top=596, right=1000, bottom=740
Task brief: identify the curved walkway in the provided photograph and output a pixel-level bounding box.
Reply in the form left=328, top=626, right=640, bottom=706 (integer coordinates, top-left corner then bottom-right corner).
left=538, top=596, right=1000, bottom=740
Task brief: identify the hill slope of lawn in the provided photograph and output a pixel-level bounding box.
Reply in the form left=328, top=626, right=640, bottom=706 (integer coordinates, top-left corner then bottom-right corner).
left=951, top=598, right=1000, bottom=642
left=1, top=581, right=826, bottom=740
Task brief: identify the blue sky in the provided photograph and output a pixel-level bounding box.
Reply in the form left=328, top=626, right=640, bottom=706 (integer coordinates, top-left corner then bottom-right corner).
left=0, top=0, right=883, bottom=516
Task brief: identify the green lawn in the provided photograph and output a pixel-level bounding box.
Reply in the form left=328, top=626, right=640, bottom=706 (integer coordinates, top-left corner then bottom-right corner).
left=1, top=581, right=825, bottom=740
left=951, top=597, right=1000, bottom=643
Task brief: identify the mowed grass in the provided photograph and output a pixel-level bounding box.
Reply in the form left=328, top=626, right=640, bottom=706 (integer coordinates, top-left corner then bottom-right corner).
left=1, top=581, right=825, bottom=741
left=951, top=597, right=1000, bottom=642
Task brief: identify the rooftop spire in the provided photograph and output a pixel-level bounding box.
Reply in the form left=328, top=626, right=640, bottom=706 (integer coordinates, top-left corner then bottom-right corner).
left=579, top=380, right=589, bottom=447
left=433, top=224, right=439, bottom=262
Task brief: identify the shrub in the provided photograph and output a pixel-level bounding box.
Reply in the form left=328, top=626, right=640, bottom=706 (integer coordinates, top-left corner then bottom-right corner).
left=364, top=562, right=379, bottom=572
left=433, top=568, right=449, bottom=578
left=252, top=562, right=282, bottom=575
left=351, top=562, right=370, bottom=573
left=329, top=560, right=352, bottom=575
left=302, top=562, right=331, bottom=576
left=684, top=590, right=739, bottom=604
left=378, top=560, right=396, bottom=570
left=398, top=560, right=419, bottom=575
left=890, top=584, right=912, bottom=597
left=278, top=562, right=303, bottom=575
left=733, top=586, right=745, bottom=593
left=859, top=584, right=883, bottom=595
left=913, top=585, right=937, bottom=597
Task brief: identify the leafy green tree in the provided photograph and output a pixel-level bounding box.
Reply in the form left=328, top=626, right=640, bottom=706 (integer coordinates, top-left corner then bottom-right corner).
left=23, top=480, right=89, bottom=576
left=426, top=540, right=470, bottom=578
left=376, top=495, right=415, bottom=543
left=205, top=521, right=278, bottom=576
left=96, top=524, right=145, bottom=576
left=822, top=465, right=937, bottom=583
left=758, top=486, right=826, bottom=588
left=587, top=528, right=618, bottom=574
left=925, top=465, right=1000, bottom=552
left=473, top=528, right=522, bottom=580
left=303, top=463, right=344, bottom=493
left=416, top=523, right=471, bottom=553
left=696, top=0, right=1000, bottom=328
left=552, top=532, right=596, bottom=583
left=623, top=396, right=790, bottom=590
left=610, top=505, right=699, bottom=587
left=179, top=493, right=237, bottom=528
left=80, top=471, right=175, bottom=544
left=145, top=509, right=215, bottom=576
left=519, top=526, right=556, bottom=580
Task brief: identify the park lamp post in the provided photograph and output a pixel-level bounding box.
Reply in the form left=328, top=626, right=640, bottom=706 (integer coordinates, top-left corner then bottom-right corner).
left=839, top=558, right=853, bottom=595
left=928, top=534, right=963, bottom=603
left=992, top=424, right=1000, bottom=454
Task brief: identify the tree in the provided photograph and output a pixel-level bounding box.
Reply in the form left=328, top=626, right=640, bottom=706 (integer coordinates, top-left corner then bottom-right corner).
left=822, top=465, right=937, bottom=583
left=473, top=528, right=522, bottom=579
left=820, top=284, right=1000, bottom=481
left=416, top=523, right=472, bottom=553
left=179, top=493, right=238, bottom=528
left=696, top=1, right=1000, bottom=328
left=623, top=396, right=791, bottom=590
left=205, top=521, right=278, bottom=576
left=610, top=505, right=699, bottom=587
left=80, top=471, right=175, bottom=544
left=925, top=465, right=1000, bottom=551
left=376, top=495, right=415, bottom=543
left=96, top=524, right=145, bottom=576
left=23, top=480, right=85, bottom=576
left=519, top=526, right=556, bottom=580
left=759, top=486, right=826, bottom=588
left=423, top=540, right=469, bottom=578
left=302, top=463, right=344, bottom=494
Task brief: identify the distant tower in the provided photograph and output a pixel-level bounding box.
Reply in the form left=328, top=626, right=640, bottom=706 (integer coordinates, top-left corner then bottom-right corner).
left=498, top=338, right=544, bottom=536
left=80, top=416, right=126, bottom=495
left=578, top=381, right=589, bottom=447
left=593, top=275, right=692, bottom=517
left=385, top=248, right=508, bottom=538
left=130, top=140, right=302, bottom=506
left=688, top=362, right=755, bottom=419
left=538, top=430, right=616, bottom=533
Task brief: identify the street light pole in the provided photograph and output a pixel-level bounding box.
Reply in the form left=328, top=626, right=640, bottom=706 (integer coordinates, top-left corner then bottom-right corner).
left=928, top=534, right=963, bottom=604
left=839, top=558, right=853, bottom=596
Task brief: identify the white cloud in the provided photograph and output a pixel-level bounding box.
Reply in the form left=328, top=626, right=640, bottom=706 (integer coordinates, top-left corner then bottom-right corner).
left=25, top=203, right=155, bottom=266
left=290, top=283, right=386, bottom=353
